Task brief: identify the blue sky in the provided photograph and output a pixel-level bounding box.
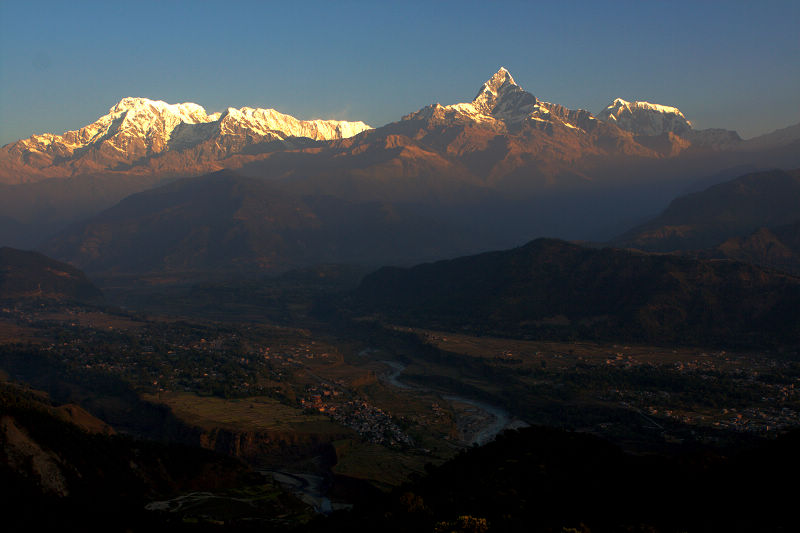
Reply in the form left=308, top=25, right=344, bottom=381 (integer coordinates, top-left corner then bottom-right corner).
left=1, top=1, right=798, bottom=146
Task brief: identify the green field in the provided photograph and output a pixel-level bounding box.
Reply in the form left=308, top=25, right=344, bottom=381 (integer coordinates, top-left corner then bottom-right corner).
left=143, top=392, right=344, bottom=434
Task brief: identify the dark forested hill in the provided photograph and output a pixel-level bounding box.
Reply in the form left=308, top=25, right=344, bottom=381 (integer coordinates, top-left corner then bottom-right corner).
left=0, top=380, right=276, bottom=532
left=714, top=220, right=800, bottom=275
left=0, top=247, right=102, bottom=302
left=352, top=239, right=800, bottom=347
left=311, top=425, right=800, bottom=532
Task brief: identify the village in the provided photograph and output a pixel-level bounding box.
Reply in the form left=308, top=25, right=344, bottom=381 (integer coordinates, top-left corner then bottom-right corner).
left=3, top=303, right=800, bottom=443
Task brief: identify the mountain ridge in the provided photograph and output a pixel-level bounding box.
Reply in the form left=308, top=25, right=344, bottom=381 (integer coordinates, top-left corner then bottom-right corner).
left=5, top=67, right=789, bottom=187
left=351, top=237, right=800, bottom=348
left=3, top=68, right=800, bottom=253
left=0, top=97, right=371, bottom=184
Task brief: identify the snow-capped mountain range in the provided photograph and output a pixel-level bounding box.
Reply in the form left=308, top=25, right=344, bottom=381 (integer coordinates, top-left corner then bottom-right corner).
left=0, top=67, right=795, bottom=186
left=403, top=67, right=595, bottom=131
left=596, top=98, right=692, bottom=136
left=403, top=68, right=744, bottom=147
left=0, top=97, right=371, bottom=182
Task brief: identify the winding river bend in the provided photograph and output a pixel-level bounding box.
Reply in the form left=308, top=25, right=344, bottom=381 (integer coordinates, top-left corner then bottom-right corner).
left=380, top=360, right=525, bottom=446
left=146, top=360, right=523, bottom=517
left=266, top=471, right=333, bottom=514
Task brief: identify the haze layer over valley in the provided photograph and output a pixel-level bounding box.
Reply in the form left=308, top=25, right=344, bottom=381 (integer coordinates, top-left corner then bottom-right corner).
left=2, top=69, right=799, bottom=271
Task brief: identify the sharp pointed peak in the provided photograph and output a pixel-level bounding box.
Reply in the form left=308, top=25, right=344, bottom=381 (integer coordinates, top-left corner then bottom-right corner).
left=472, top=67, right=529, bottom=108
left=484, top=67, right=517, bottom=91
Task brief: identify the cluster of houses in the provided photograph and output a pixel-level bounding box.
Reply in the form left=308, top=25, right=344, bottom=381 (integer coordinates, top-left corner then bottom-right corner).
left=300, top=384, right=413, bottom=447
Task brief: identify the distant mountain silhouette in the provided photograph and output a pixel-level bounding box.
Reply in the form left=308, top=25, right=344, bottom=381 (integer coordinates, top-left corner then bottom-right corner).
left=41, top=170, right=478, bottom=275
left=0, top=247, right=101, bottom=302
left=352, top=238, right=800, bottom=347
left=614, top=168, right=800, bottom=252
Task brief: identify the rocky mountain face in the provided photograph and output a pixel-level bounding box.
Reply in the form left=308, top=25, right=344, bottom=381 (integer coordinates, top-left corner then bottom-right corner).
left=0, top=97, right=371, bottom=184
left=401, top=67, right=595, bottom=131
left=232, top=68, right=720, bottom=205
left=0, top=380, right=261, bottom=532
left=597, top=98, right=693, bottom=136
left=245, top=67, right=797, bottom=206
left=596, top=97, right=743, bottom=150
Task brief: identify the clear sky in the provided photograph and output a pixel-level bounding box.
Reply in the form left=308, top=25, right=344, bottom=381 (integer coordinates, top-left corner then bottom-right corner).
left=1, top=0, right=798, bottom=146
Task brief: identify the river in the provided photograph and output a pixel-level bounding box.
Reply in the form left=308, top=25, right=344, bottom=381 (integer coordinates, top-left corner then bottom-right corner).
left=266, top=470, right=334, bottom=514
left=380, top=360, right=525, bottom=446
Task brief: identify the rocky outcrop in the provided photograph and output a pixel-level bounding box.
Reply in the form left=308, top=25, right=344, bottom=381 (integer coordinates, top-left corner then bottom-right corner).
left=198, top=427, right=350, bottom=468
left=1, top=415, right=70, bottom=496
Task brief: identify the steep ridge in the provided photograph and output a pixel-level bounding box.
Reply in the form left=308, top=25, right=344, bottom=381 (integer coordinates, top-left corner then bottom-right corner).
left=0, top=380, right=265, bottom=531
left=242, top=67, right=792, bottom=206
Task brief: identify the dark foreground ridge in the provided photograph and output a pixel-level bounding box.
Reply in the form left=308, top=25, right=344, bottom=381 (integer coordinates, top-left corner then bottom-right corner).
left=311, top=424, right=800, bottom=533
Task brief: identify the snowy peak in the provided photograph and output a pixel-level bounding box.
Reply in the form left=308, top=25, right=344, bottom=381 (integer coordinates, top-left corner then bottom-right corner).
left=109, top=97, right=211, bottom=123
left=216, top=106, right=371, bottom=141
left=104, top=97, right=371, bottom=142
left=487, top=66, right=515, bottom=87
left=597, top=98, right=693, bottom=136
left=473, top=67, right=518, bottom=105
left=2, top=97, right=372, bottom=175
left=471, top=67, right=539, bottom=120
left=405, top=67, right=579, bottom=128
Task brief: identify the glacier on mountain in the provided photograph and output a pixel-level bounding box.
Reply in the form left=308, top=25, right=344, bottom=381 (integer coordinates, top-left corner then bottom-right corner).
left=5, top=97, right=372, bottom=167
left=596, top=98, right=693, bottom=136
left=403, top=67, right=597, bottom=133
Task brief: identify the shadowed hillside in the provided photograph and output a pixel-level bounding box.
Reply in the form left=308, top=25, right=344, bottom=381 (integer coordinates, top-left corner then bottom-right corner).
left=41, top=170, right=476, bottom=275
left=615, top=168, right=800, bottom=252
left=311, top=425, right=800, bottom=532
left=0, top=247, right=102, bottom=302
left=352, top=239, right=800, bottom=347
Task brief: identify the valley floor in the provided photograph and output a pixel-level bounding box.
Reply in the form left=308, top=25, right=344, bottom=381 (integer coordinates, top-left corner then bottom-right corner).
left=2, top=278, right=799, bottom=529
